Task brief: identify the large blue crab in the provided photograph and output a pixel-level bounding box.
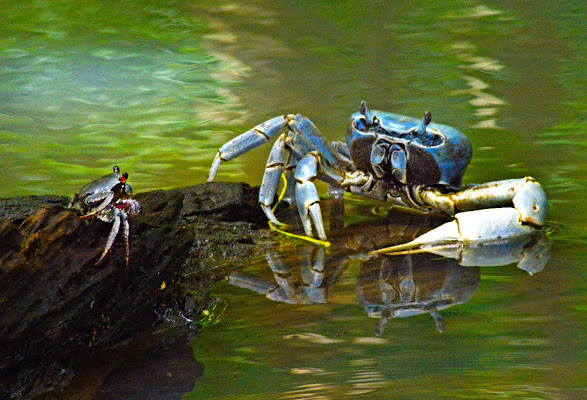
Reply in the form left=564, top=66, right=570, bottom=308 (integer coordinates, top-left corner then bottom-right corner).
left=69, top=166, right=141, bottom=265
left=208, top=102, right=547, bottom=249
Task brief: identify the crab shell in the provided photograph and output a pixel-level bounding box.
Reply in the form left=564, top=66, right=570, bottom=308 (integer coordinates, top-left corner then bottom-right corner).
left=70, top=167, right=130, bottom=214
left=346, top=110, right=472, bottom=189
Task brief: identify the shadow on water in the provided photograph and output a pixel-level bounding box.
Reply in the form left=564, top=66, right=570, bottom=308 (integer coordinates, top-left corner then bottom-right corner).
left=94, top=341, right=203, bottom=400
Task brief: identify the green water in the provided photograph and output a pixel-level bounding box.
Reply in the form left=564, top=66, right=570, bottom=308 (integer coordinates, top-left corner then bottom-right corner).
left=0, top=0, right=585, bottom=398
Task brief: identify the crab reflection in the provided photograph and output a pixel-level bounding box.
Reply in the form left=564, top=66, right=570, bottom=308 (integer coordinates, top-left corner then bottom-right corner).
left=228, top=210, right=551, bottom=333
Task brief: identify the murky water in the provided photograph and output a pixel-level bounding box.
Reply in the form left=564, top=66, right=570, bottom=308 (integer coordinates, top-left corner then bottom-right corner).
left=1, top=0, right=585, bottom=398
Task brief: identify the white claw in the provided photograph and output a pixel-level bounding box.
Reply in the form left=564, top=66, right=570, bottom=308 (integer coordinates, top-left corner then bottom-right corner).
left=512, top=178, right=547, bottom=226
left=371, top=207, right=537, bottom=256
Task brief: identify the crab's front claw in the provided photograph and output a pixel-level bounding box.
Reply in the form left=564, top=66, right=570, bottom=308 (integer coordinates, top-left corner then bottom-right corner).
left=419, top=177, right=548, bottom=227
left=371, top=207, right=542, bottom=256
left=512, top=178, right=547, bottom=227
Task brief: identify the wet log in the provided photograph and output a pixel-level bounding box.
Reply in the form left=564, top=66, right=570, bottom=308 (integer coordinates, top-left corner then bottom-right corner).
left=0, top=182, right=273, bottom=399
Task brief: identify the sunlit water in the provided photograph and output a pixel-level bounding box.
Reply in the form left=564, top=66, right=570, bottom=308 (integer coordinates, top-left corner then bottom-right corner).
left=0, top=0, right=584, bottom=399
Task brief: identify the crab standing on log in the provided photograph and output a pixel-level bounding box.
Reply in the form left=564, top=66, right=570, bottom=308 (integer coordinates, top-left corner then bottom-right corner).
left=207, top=102, right=547, bottom=249
left=69, top=166, right=141, bottom=265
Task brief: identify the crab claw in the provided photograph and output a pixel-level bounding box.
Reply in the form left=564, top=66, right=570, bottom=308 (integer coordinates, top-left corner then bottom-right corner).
left=371, top=207, right=539, bottom=256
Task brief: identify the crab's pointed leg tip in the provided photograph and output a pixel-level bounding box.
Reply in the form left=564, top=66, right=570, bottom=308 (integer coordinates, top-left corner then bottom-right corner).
left=95, top=250, right=109, bottom=266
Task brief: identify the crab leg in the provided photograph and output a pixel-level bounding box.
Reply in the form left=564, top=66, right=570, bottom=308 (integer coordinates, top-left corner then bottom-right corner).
left=208, top=113, right=356, bottom=237
left=208, top=115, right=291, bottom=182
left=281, top=158, right=298, bottom=205
left=287, top=114, right=354, bottom=170
left=96, top=208, right=123, bottom=265
left=122, top=216, right=130, bottom=265
left=295, top=152, right=327, bottom=240
left=259, top=134, right=289, bottom=225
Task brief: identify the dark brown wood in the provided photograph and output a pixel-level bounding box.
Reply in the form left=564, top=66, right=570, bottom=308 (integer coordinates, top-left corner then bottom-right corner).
left=0, top=182, right=272, bottom=399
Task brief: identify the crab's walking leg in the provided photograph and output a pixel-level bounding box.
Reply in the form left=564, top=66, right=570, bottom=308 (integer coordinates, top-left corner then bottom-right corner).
left=208, top=116, right=291, bottom=182
left=287, top=114, right=354, bottom=171
left=295, top=152, right=327, bottom=240
left=115, top=199, right=140, bottom=265
left=282, top=158, right=298, bottom=206
left=122, top=216, right=130, bottom=265
left=259, top=134, right=289, bottom=225
left=96, top=209, right=123, bottom=265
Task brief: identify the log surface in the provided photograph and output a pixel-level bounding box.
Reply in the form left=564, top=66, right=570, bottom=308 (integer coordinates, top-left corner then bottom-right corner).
left=0, top=182, right=272, bottom=399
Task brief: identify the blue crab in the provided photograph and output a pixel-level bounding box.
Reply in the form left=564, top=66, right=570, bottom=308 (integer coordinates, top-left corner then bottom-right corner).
left=208, top=102, right=547, bottom=249
left=69, top=166, right=141, bottom=265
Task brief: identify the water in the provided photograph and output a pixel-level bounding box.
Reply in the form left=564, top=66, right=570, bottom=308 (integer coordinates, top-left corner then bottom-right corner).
left=0, top=0, right=584, bottom=398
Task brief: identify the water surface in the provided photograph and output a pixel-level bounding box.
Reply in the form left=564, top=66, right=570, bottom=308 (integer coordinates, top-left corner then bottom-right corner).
left=0, top=0, right=584, bottom=399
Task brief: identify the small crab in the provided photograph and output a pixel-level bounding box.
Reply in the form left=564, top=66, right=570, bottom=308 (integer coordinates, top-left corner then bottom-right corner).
left=69, top=166, right=141, bottom=265
left=208, top=101, right=547, bottom=250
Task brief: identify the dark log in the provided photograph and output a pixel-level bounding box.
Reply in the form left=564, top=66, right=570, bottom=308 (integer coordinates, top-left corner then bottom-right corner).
left=0, top=182, right=274, bottom=399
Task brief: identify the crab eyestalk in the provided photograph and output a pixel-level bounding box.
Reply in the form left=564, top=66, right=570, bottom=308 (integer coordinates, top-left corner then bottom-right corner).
left=359, top=101, right=374, bottom=124
left=417, top=111, right=432, bottom=135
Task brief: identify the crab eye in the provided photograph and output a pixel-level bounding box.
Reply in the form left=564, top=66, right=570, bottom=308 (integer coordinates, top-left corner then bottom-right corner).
left=354, top=118, right=368, bottom=131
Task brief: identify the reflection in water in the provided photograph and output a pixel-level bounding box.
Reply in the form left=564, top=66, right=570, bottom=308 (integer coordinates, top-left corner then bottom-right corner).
left=418, top=231, right=551, bottom=275
left=95, top=341, right=203, bottom=400
left=357, top=255, right=479, bottom=334
left=229, top=210, right=551, bottom=334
